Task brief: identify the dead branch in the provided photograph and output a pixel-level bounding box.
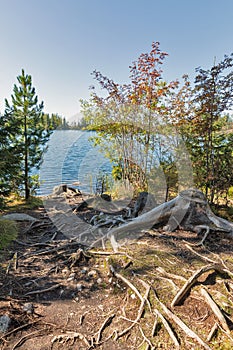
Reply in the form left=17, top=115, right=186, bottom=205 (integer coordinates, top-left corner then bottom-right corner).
left=88, top=249, right=133, bottom=261
left=24, top=283, right=60, bottom=296
left=151, top=275, right=179, bottom=292
left=0, top=320, right=40, bottom=341
left=200, top=287, right=231, bottom=334
left=217, top=324, right=233, bottom=345
left=151, top=313, right=158, bottom=337
left=171, top=264, right=226, bottom=307
left=184, top=244, right=217, bottom=263
left=189, top=225, right=210, bottom=246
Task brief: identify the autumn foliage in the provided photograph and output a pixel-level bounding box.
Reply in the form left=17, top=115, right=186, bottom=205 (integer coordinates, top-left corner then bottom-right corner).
left=82, top=43, right=233, bottom=203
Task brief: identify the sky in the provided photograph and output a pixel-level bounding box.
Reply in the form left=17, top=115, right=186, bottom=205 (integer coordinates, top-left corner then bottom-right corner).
left=0, top=0, right=232, bottom=120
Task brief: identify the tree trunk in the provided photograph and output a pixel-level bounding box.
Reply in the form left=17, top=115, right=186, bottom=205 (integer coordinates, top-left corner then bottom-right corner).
left=106, top=188, right=233, bottom=250
left=24, top=114, right=29, bottom=200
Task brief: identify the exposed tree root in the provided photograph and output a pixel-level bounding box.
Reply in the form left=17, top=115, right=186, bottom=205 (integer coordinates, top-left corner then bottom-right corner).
left=171, top=264, right=226, bottom=307
left=153, top=289, right=212, bottom=350
left=51, top=331, right=91, bottom=347
left=95, top=313, right=115, bottom=344
left=104, top=188, right=233, bottom=250
left=201, top=287, right=231, bottom=334
left=207, top=322, right=219, bottom=342
left=154, top=309, right=180, bottom=349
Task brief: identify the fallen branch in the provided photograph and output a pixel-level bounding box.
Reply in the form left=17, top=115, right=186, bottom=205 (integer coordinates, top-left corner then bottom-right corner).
left=110, top=265, right=144, bottom=303
left=184, top=244, right=216, bottom=263
left=190, top=225, right=210, bottom=246
left=155, top=266, right=187, bottom=282
left=217, top=324, right=233, bottom=345
left=200, top=287, right=231, bottom=334
left=151, top=313, right=158, bottom=337
left=171, top=264, right=225, bottom=307
left=0, top=320, right=40, bottom=341
left=24, top=283, right=60, bottom=296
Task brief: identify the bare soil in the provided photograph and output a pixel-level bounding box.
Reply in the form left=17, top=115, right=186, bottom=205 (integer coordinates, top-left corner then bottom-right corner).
left=1, top=201, right=233, bottom=350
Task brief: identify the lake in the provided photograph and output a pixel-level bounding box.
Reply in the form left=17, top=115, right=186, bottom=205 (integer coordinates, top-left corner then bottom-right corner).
left=38, top=130, right=112, bottom=196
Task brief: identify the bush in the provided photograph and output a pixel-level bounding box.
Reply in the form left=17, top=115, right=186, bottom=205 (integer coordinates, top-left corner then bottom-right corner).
left=0, top=219, right=18, bottom=249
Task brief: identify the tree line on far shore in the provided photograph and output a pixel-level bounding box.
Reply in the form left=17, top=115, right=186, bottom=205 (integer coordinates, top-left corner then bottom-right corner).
left=41, top=113, right=88, bottom=131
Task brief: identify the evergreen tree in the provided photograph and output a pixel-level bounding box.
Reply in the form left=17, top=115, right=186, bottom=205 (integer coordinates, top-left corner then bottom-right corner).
left=4, top=69, right=51, bottom=199
left=187, top=55, right=233, bottom=202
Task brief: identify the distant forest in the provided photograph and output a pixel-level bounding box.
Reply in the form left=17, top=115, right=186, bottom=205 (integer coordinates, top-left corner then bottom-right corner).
left=42, top=113, right=88, bottom=130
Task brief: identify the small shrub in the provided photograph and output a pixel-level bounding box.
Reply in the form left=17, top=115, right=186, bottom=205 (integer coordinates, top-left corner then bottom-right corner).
left=0, top=219, right=18, bottom=249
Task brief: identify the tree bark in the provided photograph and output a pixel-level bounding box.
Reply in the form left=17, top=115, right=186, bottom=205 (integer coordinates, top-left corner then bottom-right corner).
left=106, top=188, right=233, bottom=250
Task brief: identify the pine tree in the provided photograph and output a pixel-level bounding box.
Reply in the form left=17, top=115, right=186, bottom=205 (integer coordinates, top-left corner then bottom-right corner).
left=4, top=69, right=51, bottom=199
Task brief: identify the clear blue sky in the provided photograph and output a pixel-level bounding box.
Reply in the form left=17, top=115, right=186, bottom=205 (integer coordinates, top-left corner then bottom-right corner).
left=0, top=0, right=232, bottom=120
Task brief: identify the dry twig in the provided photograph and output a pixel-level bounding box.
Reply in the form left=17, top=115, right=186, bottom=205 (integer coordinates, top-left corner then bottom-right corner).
left=184, top=244, right=216, bottom=263
left=12, top=330, right=44, bottom=350
left=24, top=283, right=60, bottom=296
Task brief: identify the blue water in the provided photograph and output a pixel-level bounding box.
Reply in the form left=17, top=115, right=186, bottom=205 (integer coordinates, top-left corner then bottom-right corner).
left=38, top=130, right=112, bottom=195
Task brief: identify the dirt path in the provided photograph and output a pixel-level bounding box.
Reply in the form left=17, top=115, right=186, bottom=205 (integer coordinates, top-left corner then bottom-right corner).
left=1, top=204, right=233, bottom=349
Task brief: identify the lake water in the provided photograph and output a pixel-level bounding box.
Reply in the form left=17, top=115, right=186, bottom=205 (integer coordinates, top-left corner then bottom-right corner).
left=38, top=130, right=112, bottom=196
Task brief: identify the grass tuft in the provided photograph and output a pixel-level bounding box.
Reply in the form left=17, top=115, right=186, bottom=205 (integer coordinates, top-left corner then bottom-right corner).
left=0, top=219, right=18, bottom=249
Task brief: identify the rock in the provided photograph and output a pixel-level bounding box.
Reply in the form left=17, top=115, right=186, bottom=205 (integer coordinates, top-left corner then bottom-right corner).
left=0, top=315, right=11, bottom=333
left=53, top=184, right=68, bottom=195
left=22, top=303, right=34, bottom=314
left=52, top=184, right=80, bottom=197
left=67, top=272, right=76, bottom=282
left=97, top=278, right=102, bottom=284
left=1, top=213, right=39, bottom=222
left=101, top=193, right=112, bottom=202
left=76, top=283, right=83, bottom=291
left=88, top=270, right=97, bottom=278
